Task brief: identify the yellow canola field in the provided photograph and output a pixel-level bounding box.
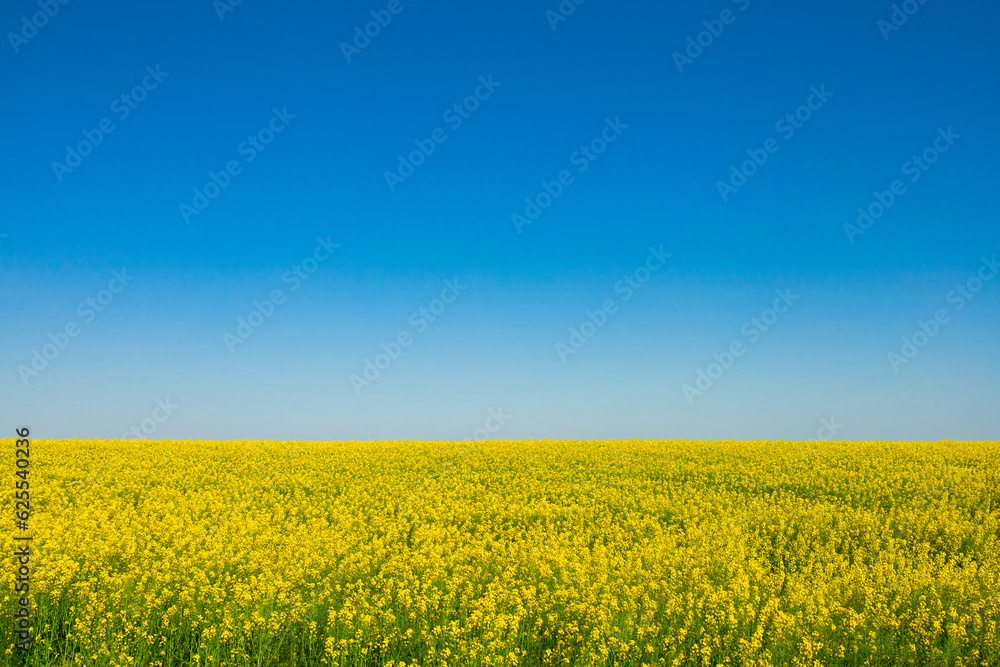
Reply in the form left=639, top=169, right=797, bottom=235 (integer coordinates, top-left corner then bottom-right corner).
left=2, top=438, right=999, bottom=667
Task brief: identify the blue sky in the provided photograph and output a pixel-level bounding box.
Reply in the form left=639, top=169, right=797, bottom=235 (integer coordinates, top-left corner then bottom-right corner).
left=1, top=0, right=998, bottom=441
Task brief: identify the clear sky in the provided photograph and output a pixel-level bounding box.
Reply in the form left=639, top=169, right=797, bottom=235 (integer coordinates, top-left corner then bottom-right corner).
left=2, top=0, right=998, bottom=441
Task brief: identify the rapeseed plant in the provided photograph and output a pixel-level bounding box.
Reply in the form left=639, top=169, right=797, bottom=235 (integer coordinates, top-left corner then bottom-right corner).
left=0, top=438, right=997, bottom=666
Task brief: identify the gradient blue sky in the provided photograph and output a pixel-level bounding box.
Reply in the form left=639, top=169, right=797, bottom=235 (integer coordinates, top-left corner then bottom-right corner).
left=2, top=0, right=998, bottom=441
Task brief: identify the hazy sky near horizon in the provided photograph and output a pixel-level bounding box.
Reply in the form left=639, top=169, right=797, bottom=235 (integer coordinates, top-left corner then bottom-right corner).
left=2, top=0, right=998, bottom=441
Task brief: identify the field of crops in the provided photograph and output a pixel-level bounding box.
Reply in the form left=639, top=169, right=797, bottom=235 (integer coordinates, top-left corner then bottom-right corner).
left=2, top=438, right=999, bottom=667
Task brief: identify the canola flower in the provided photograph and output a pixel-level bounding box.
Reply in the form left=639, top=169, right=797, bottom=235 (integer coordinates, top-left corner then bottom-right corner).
left=1, top=438, right=998, bottom=667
